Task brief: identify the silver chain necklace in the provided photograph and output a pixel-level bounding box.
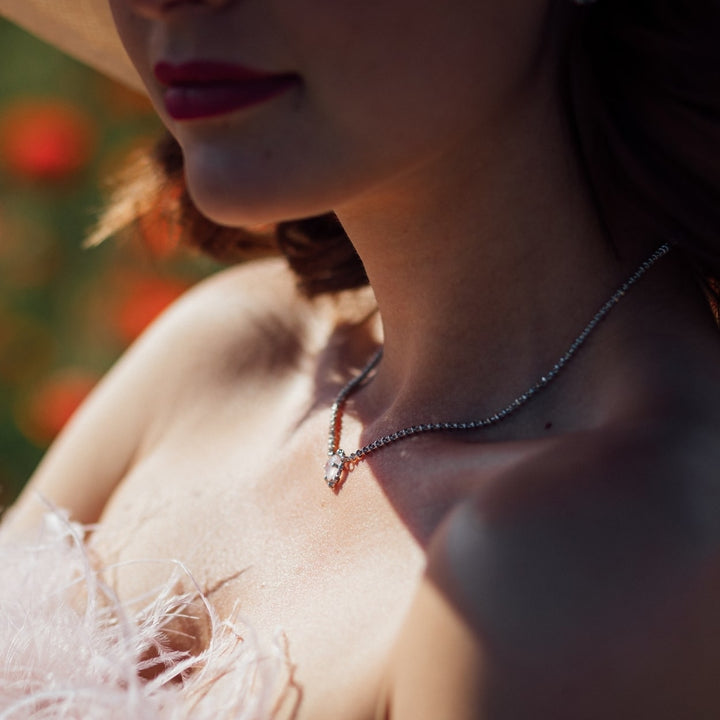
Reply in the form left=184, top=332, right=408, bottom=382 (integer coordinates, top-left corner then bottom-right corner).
left=323, top=242, right=671, bottom=488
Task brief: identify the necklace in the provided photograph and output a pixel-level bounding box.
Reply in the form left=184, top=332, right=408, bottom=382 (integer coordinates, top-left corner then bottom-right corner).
left=323, top=242, right=671, bottom=488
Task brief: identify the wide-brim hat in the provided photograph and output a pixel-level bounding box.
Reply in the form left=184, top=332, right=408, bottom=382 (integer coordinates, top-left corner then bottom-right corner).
left=0, top=0, right=143, bottom=92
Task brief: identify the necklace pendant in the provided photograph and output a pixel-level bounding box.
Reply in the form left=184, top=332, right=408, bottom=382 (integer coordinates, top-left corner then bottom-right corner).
left=320, top=245, right=671, bottom=490
left=324, top=451, right=346, bottom=488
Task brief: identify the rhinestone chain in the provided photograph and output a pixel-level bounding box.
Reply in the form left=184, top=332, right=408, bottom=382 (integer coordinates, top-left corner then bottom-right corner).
left=324, top=242, right=671, bottom=487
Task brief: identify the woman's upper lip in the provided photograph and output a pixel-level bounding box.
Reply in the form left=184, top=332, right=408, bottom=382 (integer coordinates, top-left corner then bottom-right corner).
left=154, top=60, right=293, bottom=86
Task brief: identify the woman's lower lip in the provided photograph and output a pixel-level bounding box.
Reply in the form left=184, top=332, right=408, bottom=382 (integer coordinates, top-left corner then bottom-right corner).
left=163, top=76, right=298, bottom=121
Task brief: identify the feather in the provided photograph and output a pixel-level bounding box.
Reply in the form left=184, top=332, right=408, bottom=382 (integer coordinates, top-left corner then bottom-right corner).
left=0, top=508, right=293, bottom=719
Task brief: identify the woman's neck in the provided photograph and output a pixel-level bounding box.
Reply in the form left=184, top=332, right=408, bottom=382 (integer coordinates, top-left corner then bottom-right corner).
left=333, top=84, right=652, bottom=433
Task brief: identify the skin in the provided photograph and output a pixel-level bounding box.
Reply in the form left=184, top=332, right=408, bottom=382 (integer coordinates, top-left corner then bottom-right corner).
left=4, top=0, right=720, bottom=717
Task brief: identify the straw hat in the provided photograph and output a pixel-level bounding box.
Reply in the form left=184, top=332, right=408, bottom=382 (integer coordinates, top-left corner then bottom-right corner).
left=0, top=0, right=143, bottom=91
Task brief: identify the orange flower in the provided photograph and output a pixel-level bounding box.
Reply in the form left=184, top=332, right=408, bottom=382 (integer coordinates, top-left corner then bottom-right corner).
left=18, top=369, right=98, bottom=446
left=0, top=99, right=97, bottom=181
left=115, top=275, right=189, bottom=343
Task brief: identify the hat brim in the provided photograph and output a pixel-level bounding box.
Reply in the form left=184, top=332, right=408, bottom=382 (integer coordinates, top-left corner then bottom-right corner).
left=0, top=0, right=144, bottom=92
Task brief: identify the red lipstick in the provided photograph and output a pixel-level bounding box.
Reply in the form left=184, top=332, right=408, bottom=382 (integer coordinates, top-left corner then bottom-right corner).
left=155, top=61, right=299, bottom=121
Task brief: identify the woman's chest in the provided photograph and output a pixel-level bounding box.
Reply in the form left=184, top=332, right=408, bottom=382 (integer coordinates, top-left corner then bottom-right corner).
left=89, top=408, right=428, bottom=720
left=86, top=365, right=539, bottom=718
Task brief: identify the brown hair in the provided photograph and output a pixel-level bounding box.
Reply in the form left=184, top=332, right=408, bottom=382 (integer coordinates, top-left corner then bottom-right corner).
left=566, top=0, right=720, bottom=297
left=92, top=0, right=720, bottom=300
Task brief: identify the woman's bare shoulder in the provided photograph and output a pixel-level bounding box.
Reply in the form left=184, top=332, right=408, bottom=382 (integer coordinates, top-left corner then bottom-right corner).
left=109, top=257, right=321, bottom=395
left=406, top=410, right=720, bottom=719
left=2, top=258, right=314, bottom=534
left=378, top=344, right=720, bottom=720
left=143, top=256, right=310, bottom=350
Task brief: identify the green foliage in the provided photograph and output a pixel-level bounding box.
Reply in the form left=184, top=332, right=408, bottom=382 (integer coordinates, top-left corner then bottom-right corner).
left=0, top=20, right=218, bottom=507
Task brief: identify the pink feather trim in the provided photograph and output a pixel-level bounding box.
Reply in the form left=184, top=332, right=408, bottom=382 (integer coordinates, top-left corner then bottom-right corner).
left=0, top=508, right=294, bottom=719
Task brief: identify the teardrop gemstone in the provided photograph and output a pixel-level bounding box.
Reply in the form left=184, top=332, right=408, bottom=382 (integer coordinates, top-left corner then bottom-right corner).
left=324, top=453, right=345, bottom=488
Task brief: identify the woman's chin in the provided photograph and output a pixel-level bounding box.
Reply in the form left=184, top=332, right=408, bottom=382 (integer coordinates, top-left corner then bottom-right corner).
left=183, top=156, right=305, bottom=228
left=184, top=174, right=337, bottom=231
left=184, top=178, right=286, bottom=229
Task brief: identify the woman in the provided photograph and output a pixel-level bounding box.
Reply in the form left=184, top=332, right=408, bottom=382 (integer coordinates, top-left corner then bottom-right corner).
left=1, top=0, right=719, bottom=717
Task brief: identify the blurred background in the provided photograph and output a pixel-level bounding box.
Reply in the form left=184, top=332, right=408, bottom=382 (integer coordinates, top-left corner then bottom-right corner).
left=0, top=19, right=220, bottom=509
